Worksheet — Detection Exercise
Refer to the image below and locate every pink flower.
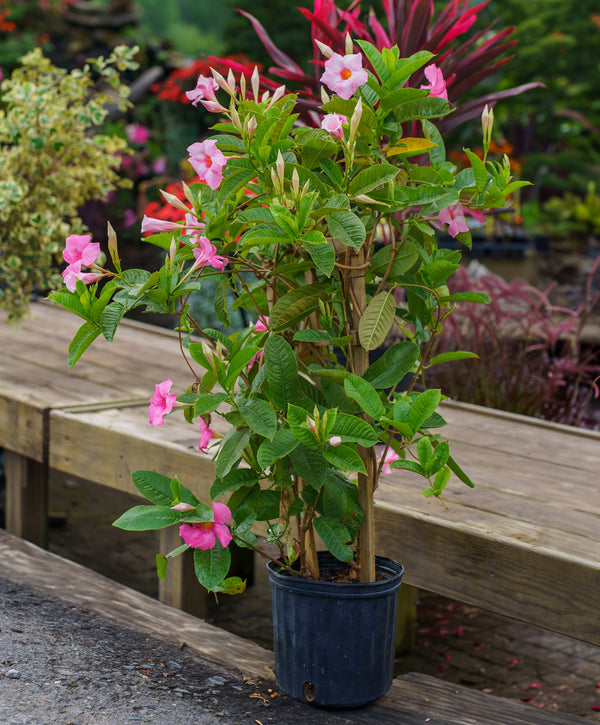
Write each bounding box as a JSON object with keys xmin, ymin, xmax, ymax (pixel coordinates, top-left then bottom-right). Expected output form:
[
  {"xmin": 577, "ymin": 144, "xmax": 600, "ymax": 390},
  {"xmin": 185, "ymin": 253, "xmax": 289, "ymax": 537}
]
[
  {"xmin": 125, "ymin": 123, "xmax": 151, "ymax": 145},
  {"xmin": 123, "ymin": 209, "xmax": 137, "ymax": 228},
  {"xmin": 152, "ymin": 156, "xmax": 167, "ymax": 175},
  {"xmin": 381, "ymin": 449, "xmax": 400, "ymax": 474},
  {"xmin": 420, "ymin": 64, "xmax": 448, "ymax": 100},
  {"xmin": 184, "ymin": 212, "xmax": 205, "ymax": 239},
  {"xmin": 247, "ymin": 350, "xmax": 263, "ymax": 371},
  {"xmin": 321, "ymin": 113, "xmax": 347, "ymax": 139},
  {"xmin": 328, "ymin": 435, "xmax": 342, "ymax": 447},
  {"xmin": 187, "ymin": 139, "xmax": 227, "ymax": 190},
  {"xmin": 254, "ymin": 316, "xmax": 269, "ymax": 332},
  {"xmin": 438, "ymin": 204, "xmax": 469, "ymax": 237},
  {"xmin": 320, "ymin": 53, "xmax": 368, "ymax": 100},
  {"xmin": 148, "ymin": 379, "xmax": 177, "ymax": 426},
  {"xmin": 198, "ymin": 417, "xmax": 216, "ymax": 453},
  {"xmin": 141, "ymin": 215, "xmax": 184, "ymax": 235},
  {"xmin": 63, "ymin": 234, "xmax": 100, "ymax": 267},
  {"xmin": 62, "ymin": 262, "xmax": 104, "ymax": 292},
  {"xmin": 192, "ymin": 236, "xmax": 227, "ymax": 271},
  {"xmin": 179, "ymin": 502, "xmax": 232, "ymax": 550},
  {"xmin": 186, "ymin": 74, "xmax": 227, "ymax": 113},
  {"xmin": 248, "ymin": 316, "xmax": 269, "ymax": 370}
]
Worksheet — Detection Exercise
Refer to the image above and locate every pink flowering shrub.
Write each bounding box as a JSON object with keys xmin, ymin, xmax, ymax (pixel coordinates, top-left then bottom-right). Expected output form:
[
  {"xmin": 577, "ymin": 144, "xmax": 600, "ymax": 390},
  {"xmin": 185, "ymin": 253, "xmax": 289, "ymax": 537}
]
[{"xmin": 52, "ymin": 38, "xmax": 527, "ymax": 592}]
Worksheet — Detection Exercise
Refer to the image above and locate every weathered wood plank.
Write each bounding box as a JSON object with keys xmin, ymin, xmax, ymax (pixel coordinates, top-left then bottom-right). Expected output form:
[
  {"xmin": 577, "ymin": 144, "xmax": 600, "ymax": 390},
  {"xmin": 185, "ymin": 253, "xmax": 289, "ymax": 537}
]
[
  {"xmin": 440, "ymin": 401, "xmax": 600, "ymax": 471},
  {"xmin": 374, "ymin": 503, "xmax": 600, "ymax": 645},
  {"xmin": 0, "ymin": 530, "xmax": 275, "ymax": 682},
  {"xmin": 3, "ymin": 451, "xmax": 48, "ymax": 546},
  {"xmin": 0, "ymin": 394, "xmax": 45, "ymax": 460},
  {"xmin": 359, "ymin": 672, "xmax": 587, "ymax": 725},
  {"xmin": 49, "ymin": 405, "xmax": 215, "ymax": 498}
]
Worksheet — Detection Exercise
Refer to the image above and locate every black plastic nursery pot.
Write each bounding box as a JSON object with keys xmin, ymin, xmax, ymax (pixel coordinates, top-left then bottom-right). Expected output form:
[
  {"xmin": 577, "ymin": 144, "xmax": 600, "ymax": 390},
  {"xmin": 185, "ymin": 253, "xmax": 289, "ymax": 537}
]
[{"xmin": 267, "ymin": 552, "xmax": 404, "ymax": 707}]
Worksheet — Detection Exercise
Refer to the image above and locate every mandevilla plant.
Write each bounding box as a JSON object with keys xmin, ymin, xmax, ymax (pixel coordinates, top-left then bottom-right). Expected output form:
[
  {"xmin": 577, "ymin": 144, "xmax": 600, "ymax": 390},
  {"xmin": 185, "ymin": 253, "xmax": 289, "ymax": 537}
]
[{"xmin": 51, "ymin": 37, "xmax": 528, "ymax": 593}]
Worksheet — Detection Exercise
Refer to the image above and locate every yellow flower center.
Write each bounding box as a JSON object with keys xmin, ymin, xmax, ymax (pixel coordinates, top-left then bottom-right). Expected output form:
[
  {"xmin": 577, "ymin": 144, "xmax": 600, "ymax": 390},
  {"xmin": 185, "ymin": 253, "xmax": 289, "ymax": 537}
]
[{"xmin": 341, "ymin": 68, "xmax": 352, "ymax": 80}]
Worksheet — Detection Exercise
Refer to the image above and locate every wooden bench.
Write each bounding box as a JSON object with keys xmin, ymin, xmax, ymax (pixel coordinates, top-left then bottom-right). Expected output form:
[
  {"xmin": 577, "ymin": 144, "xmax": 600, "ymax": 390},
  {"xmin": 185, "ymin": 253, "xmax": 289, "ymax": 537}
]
[
  {"xmin": 0, "ymin": 529, "xmax": 588, "ymax": 725},
  {"xmin": 2, "ymin": 301, "xmax": 600, "ymax": 646}
]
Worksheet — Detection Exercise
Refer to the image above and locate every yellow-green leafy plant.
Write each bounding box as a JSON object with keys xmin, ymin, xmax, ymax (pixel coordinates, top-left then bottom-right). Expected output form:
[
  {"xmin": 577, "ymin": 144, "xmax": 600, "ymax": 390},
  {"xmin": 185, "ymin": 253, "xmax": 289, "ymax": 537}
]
[{"xmin": 0, "ymin": 44, "xmax": 138, "ymax": 323}]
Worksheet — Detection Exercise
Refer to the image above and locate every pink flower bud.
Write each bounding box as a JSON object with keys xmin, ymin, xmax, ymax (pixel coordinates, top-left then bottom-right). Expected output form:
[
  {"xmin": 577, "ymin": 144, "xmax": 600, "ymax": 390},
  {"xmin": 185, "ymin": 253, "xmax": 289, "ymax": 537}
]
[{"xmin": 171, "ymin": 502, "xmax": 195, "ymax": 512}]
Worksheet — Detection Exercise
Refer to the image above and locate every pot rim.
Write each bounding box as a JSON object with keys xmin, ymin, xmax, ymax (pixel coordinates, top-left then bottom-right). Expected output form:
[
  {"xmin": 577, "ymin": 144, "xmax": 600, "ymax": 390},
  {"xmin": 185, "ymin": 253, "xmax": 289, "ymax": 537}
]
[{"xmin": 267, "ymin": 552, "xmax": 404, "ymax": 599}]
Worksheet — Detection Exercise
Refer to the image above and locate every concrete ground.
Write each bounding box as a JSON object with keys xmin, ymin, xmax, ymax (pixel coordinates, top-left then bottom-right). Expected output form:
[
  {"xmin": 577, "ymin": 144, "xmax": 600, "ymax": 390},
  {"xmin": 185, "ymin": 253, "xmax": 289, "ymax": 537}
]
[{"xmin": 13, "ymin": 472, "xmax": 600, "ymax": 722}]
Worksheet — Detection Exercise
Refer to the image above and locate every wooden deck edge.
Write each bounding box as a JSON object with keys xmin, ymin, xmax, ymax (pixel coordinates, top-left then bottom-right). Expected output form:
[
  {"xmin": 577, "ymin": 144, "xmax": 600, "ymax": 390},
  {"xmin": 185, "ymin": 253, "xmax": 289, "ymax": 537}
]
[
  {"xmin": 441, "ymin": 398, "xmax": 600, "ymax": 440},
  {"xmin": 0, "ymin": 530, "xmax": 275, "ymax": 683}
]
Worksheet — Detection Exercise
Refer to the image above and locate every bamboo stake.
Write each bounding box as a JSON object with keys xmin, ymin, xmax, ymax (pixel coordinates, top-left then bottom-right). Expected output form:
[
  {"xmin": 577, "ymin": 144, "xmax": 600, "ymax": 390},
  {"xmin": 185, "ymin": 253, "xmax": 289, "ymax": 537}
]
[{"xmin": 349, "ymin": 245, "xmax": 376, "ymax": 583}]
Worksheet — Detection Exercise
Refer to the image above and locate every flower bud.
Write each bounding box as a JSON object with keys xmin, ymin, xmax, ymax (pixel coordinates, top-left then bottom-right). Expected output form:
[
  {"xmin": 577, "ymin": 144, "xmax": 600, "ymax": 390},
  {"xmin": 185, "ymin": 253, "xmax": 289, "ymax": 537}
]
[
  {"xmin": 160, "ymin": 189, "xmax": 191, "ymax": 214},
  {"xmin": 251, "ymin": 65, "xmax": 260, "ymax": 101},
  {"xmin": 171, "ymin": 502, "xmax": 195, "ymax": 512},
  {"xmin": 344, "ymin": 31, "xmax": 353, "ymax": 56},
  {"xmin": 305, "ymin": 415, "xmax": 318, "ymax": 435},
  {"xmin": 349, "ymin": 96, "xmax": 363, "ymax": 143},
  {"xmin": 315, "ymin": 39, "xmax": 334, "ymax": 59},
  {"xmin": 328, "ymin": 435, "xmax": 342, "ymax": 447}
]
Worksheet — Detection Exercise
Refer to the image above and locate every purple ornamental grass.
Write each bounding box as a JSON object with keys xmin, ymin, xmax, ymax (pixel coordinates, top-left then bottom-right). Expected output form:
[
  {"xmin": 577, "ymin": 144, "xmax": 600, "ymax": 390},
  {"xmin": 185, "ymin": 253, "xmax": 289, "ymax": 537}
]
[{"xmin": 427, "ymin": 261, "xmax": 600, "ymax": 429}]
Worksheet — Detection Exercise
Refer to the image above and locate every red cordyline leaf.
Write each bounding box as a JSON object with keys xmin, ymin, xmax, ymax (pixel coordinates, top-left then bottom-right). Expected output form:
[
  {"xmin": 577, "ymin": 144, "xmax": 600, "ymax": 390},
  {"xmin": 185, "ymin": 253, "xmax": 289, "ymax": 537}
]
[
  {"xmin": 400, "ymin": 0, "xmax": 434, "ymax": 57},
  {"xmin": 209, "ymin": 0, "xmax": 541, "ymax": 130}
]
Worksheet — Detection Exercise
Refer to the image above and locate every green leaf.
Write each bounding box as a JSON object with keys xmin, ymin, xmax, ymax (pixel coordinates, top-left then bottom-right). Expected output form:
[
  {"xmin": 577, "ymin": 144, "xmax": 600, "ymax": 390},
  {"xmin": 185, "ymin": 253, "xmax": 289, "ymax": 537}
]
[
  {"xmin": 408, "ymin": 389, "xmax": 442, "ymax": 433},
  {"xmin": 194, "ymin": 543, "xmax": 231, "ymax": 591},
  {"xmin": 322, "ymin": 474, "xmax": 363, "ymax": 537},
  {"xmin": 358, "ymin": 291, "xmax": 396, "ymax": 351},
  {"xmin": 328, "ymin": 412, "xmax": 378, "ymax": 446},
  {"xmin": 264, "ymin": 335, "xmax": 299, "ymax": 409},
  {"xmin": 239, "ymin": 398, "xmax": 278, "ymax": 440},
  {"xmin": 213, "ymin": 576, "xmax": 247, "ymax": 595},
  {"xmin": 343, "ymin": 375, "xmax": 384, "ymax": 419},
  {"xmin": 293, "ymin": 329, "xmax": 332, "ymax": 343},
  {"xmin": 463, "ymin": 148, "xmax": 488, "ymax": 191},
  {"xmin": 287, "ymin": 403, "xmax": 319, "ymax": 449},
  {"xmin": 371, "ymin": 241, "xmax": 419, "ymax": 278},
  {"xmin": 210, "ymin": 469, "xmax": 260, "ymax": 498},
  {"xmin": 131, "ymin": 470, "xmax": 187, "ymax": 506},
  {"xmin": 214, "ymin": 279, "xmax": 230, "ymax": 328},
  {"xmin": 390, "ymin": 459, "xmax": 425, "ymax": 475},
  {"xmin": 240, "ymin": 224, "xmax": 288, "ymax": 247},
  {"xmin": 439, "ymin": 292, "xmax": 490, "ymax": 304},
  {"xmin": 355, "ymin": 39, "xmax": 389, "ymax": 81},
  {"xmin": 289, "ymin": 444, "xmax": 328, "ymax": 488},
  {"xmin": 215, "ymin": 428, "xmax": 251, "ymax": 478},
  {"xmin": 225, "ymin": 346, "xmax": 261, "ymax": 388},
  {"xmin": 48, "ymin": 290, "xmax": 90, "ymax": 322},
  {"xmin": 307, "ymin": 241, "xmax": 335, "ymax": 277},
  {"xmin": 257, "ymin": 427, "xmax": 299, "ymax": 469},
  {"xmin": 416, "ymin": 436, "xmax": 434, "ymax": 473},
  {"xmin": 313, "ymin": 517, "xmax": 353, "ymax": 562},
  {"xmin": 100, "ymin": 302, "xmax": 126, "ymax": 342},
  {"xmin": 429, "ymin": 351, "xmax": 478, "ymax": 366},
  {"xmin": 113, "ymin": 505, "xmax": 180, "ymax": 531},
  {"xmin": 326, "ymin": 210, "xmax": 366, "ymax": 250},
  {"xmin": 433, "ymin": 467, "xmax": 451, "ymax": 495},
  {"xmin": 191, "ymin": 392, "xmax": 229, "ymax": 416},
  {"xmin": 269, "ymin": 283, "xmax": 329, "ymax": 331},
  {"xmin": 348, "ymin": 164, "xmax": 398, "ymax": 197},
  {"xmin": 363, "ymin": 341, "xmax": 419, "ymax": 389},
  {"xmin": 447, "ymin": 453, "xmax": 475, "ymax": 488},
  {"xmin": 156, "ymin": 553, "xmax": 168, "ymax": 582},
  {"xmin": 67, "ymin": 321, "xmax": 101, "ymax": 368},
  {"xmin": 324, "ymin": 444, "xmax": 366, "ymax": 474}
]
